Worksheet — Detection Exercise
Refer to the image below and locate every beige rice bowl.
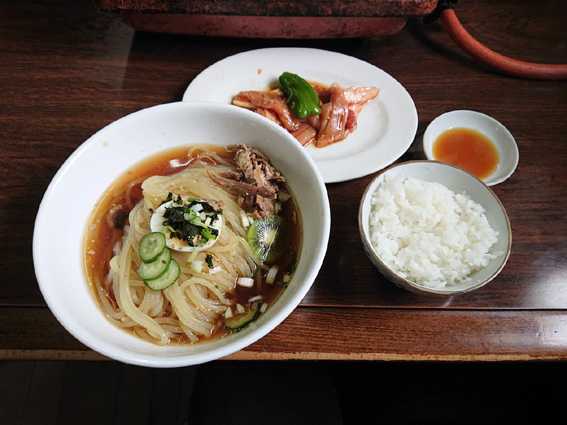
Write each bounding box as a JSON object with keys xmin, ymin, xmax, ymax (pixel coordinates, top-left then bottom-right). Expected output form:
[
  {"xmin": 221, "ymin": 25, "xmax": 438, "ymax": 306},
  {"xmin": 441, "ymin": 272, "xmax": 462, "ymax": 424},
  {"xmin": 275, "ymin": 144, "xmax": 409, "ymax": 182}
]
[{"xmin": 368, "ymin": 176, "xmax": 501, "ymax": 290}]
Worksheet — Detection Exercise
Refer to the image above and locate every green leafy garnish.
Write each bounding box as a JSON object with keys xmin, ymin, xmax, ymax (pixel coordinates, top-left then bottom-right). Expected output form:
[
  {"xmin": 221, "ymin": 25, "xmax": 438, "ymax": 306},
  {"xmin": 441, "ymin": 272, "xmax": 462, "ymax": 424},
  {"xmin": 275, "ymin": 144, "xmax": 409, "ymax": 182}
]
[{"xmin": 162, "ymin": 198, "xmax": 221, "ymax": 247}]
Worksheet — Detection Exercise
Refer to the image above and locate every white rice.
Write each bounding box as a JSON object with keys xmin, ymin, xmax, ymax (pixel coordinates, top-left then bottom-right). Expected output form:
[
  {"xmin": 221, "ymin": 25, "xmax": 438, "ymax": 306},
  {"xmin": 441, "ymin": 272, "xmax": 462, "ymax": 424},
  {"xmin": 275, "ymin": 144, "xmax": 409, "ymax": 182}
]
[{"xmin": 369, "ymin": 176, "xmax": 499, "ymax": 289}]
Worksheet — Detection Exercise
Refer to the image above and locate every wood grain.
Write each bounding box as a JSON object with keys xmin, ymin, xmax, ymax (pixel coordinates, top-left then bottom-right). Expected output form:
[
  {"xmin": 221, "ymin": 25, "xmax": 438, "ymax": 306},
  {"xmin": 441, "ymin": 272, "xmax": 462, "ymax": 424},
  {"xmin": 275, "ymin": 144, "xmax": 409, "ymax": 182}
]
[
  {"xmin": 2, "ymin": 307, "xmax": 567, "ymax": 361},
  {"xmin": 1, "ymin": 0, "xmax": 567, "ymax": 359}
]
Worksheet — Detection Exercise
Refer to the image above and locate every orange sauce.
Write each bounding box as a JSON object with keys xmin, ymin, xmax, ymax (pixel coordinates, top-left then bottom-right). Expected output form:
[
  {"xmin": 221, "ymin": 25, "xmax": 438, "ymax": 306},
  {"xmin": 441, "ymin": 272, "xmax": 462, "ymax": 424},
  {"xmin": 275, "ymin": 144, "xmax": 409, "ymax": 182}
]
[{"xmin": 433, "ymin": 128, "xmax": 499, "ymax": 180}]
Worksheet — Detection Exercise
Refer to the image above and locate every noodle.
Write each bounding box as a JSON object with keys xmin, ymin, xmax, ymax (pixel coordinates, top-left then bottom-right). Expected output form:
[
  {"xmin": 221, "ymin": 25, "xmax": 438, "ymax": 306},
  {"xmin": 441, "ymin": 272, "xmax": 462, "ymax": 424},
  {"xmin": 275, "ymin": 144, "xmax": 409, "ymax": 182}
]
[
  {"xmin": 85, "ymin": 146, "xmax": 299, "ymax": 345},
  {"xmin": 164, "ymin": 284, "xmax": 214, "ymax": 336},
  {"xmin": 105, "ymin": 163, "xmax": 257, "ymax": 343},
  {"xmin": 139, "ymin": 287, "xmax": 164, "ymax": 317},
  {"xmin": 115, "ymin": 209, "xmax": 171, "ymax": 344}
]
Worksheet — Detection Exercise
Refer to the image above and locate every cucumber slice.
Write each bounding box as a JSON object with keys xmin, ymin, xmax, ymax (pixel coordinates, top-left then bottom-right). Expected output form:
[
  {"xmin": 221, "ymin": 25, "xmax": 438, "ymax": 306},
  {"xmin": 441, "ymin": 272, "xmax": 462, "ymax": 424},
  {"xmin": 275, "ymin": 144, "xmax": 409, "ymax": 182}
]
[
  {"xmin": 144, "ymin": 259, "xmax": 180, "ymax": 291},
  {"xmin": 225, "ymin": 303, "xmax": 260, "ymax": 331},
  {"xmin": 138, "ymin": 248, "xmax": 171, "ymax": 280},
  {"xmin": 139, "ymin": 232, "xmax": 166, "ymax": 263}
]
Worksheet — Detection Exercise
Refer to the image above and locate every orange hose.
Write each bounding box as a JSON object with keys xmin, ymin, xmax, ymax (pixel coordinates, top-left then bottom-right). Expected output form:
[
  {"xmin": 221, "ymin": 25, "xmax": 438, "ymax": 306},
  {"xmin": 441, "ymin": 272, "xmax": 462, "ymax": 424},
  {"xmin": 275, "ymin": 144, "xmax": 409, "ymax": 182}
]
[{"xmin": 440, "ymin": 8, "xmax": 567, "ymax": 80}]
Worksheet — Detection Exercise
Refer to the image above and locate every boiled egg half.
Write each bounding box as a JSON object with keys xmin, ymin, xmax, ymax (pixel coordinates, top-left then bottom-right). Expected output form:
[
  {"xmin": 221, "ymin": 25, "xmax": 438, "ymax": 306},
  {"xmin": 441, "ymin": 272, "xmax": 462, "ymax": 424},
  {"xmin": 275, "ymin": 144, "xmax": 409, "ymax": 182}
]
[{"xmin": 150, "ymin": 196, "xmax": 223, "ymax": 252}]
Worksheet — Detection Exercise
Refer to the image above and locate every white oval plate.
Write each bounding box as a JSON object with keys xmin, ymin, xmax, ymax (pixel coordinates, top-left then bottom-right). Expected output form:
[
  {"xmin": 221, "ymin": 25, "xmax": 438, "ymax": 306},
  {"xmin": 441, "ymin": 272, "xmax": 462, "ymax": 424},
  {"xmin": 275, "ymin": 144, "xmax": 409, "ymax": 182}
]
[{"xmin": 183, "ymin": 47, "xmax": 418, "ymax": 183}]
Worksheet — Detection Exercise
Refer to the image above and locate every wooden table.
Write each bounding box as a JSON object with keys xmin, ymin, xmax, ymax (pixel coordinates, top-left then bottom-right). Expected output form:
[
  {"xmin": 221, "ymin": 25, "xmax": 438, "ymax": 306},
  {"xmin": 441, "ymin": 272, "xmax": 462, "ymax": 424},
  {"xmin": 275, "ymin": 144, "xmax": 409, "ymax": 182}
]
[{"xmin": 2, "ymin": 0, "xmax": 567, "ymax": 361}]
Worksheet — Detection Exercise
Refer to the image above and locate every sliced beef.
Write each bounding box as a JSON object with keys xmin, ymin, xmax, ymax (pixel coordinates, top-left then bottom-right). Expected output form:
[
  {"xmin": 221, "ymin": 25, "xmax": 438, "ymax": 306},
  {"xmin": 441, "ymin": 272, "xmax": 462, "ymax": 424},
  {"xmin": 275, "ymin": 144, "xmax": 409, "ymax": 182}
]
[{"xmin": 213, "ymin": 145, "xmax": 285, "ymax": 218}]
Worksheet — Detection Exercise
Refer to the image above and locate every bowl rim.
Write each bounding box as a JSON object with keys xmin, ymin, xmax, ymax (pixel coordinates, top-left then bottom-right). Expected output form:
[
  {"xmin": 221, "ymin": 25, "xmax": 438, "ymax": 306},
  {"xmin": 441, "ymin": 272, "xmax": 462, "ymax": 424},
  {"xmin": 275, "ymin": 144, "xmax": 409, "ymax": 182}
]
[
  {"xmin": 358, "ymin": 159, "xmax": 512, "ymax": 296},
  {"xmin": 33, "ymin": 101, "xmax": 331, "ymax": 367},
  {"xmin": 422, "ymin": 109, "xmax": 519, "ymax": 186}
]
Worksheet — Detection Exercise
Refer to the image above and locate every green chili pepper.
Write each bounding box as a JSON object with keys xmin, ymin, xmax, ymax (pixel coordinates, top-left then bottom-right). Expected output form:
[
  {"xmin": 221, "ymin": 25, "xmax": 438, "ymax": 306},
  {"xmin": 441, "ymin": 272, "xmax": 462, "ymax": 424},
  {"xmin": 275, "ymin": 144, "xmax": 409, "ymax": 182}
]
[{"xmin": 278, "ymin": 72, "xmax": 321, "ymax": 119}]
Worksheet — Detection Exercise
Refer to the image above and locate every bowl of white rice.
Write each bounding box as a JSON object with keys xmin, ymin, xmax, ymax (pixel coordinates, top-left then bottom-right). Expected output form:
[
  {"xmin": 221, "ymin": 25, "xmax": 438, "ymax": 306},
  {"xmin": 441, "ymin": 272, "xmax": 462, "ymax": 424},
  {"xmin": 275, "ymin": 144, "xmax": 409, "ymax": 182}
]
[{"xmin": 358, "ymin": 161, "xmax": 511, "ymax": 295}]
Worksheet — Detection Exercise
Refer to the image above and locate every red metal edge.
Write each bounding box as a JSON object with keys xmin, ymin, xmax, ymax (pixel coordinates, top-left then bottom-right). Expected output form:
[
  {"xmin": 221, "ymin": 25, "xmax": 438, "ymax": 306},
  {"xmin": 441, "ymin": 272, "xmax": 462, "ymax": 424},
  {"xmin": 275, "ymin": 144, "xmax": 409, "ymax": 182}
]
[{"xmin": 122, "ymin": 14, "xmax": 407, "ymax": 38}]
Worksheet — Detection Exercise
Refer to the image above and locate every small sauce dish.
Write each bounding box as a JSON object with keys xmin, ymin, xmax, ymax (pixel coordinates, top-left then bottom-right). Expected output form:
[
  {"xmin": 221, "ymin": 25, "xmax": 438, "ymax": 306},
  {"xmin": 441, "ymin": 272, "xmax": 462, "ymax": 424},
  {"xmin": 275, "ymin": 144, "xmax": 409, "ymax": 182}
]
[{"xmin": 423, "ymin": 110, "xmax": 519, "ymax": 186}]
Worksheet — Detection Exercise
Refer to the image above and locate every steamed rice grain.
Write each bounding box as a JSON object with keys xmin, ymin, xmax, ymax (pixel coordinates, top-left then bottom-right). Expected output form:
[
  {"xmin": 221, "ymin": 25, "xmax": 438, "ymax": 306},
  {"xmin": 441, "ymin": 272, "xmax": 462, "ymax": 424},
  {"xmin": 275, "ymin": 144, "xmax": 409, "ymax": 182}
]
[{"xmin": 369, "ymin": 177, "xmax": 499, "ymax": 288}]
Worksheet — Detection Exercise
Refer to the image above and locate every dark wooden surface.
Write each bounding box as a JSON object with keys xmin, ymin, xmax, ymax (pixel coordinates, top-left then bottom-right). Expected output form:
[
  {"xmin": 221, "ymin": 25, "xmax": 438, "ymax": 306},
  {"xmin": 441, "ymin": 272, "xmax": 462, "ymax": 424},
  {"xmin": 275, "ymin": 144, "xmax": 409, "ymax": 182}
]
[
  {"xmin": 2, "ymin": 307, "xmax": 567, "ymax": 361},
  {"xmin": 1, "ymin": 0, "xmax": 567, "ymax": 360}
]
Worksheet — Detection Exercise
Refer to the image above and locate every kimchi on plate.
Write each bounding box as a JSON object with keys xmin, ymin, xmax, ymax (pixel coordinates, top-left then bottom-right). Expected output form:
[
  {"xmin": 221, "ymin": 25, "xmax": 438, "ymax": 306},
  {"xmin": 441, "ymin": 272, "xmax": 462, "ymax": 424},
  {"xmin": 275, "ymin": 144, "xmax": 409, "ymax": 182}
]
[{"xmin": 232, "ymin": 72, "xmax": 379, "ymax": 149}]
